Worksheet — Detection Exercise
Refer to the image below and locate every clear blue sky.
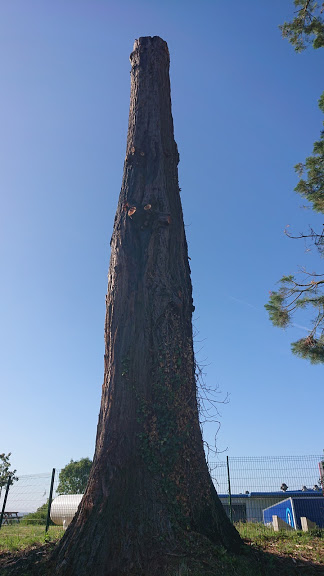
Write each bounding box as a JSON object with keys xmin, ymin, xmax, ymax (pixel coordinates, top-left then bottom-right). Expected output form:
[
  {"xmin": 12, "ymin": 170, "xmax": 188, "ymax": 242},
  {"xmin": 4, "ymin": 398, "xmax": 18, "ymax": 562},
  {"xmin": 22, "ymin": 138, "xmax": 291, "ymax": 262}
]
[{"xmin": 1, "ymin": 0, "xmax": 323, "ymax": 475}]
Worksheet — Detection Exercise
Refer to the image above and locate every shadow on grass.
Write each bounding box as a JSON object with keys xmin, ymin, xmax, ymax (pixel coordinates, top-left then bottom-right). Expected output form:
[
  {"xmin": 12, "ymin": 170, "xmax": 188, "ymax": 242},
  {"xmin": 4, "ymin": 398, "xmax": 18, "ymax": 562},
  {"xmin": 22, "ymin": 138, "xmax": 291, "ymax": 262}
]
[
  {"xmin": 238, "ymin": 542, "xmax": 323, "ymax": 576},
  {"xmin": 0, "ymin": 540, "xmax": 322, "ymax": 575}
]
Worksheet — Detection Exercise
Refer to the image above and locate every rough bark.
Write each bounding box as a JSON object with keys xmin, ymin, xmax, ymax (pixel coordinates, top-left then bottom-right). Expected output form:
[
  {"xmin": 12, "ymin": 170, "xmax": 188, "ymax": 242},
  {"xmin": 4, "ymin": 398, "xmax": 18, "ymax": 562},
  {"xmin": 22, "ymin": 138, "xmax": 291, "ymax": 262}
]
[{"xmin": 53, "ymin": 36, "xmax": 241, "ymax": 576}]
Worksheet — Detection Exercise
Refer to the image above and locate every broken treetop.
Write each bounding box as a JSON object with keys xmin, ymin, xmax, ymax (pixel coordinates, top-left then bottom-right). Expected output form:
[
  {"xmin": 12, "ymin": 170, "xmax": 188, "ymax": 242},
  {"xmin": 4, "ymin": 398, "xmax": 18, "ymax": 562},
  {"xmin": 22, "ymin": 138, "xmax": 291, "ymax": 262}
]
[{"xmin": 119, "ymin": 36, "xmax": 180, "ymax": 223}]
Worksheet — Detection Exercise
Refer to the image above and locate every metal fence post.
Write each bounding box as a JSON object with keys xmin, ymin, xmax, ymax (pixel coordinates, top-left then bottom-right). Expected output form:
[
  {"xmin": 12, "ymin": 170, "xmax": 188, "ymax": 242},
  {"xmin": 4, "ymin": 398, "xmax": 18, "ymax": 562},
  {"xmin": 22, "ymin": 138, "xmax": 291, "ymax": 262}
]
[
  {"xmin": 226, "ymin": 456, "xmax": 233, "ymax": 523},
  {"xmin": 45, "ymin": 468, "xmax": 56, "ymax": 533},
  {"xmin": 0, "ymin": 476, "xmax": 12, "ymax": 530}
]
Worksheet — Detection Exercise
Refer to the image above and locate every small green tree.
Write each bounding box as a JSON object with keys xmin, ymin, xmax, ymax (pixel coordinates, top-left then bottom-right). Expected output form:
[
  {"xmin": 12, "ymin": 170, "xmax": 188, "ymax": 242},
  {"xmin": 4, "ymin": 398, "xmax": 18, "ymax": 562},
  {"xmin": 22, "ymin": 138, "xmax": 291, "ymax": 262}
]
[
  {"xmin": 265, "ymin": 1, "xmax": 324, "ymax": 363},
  {"xmin": 57, "ymin": 458, "xmax": 92, "ymax": 495},
  {"xmin": 0, "ymin": 453, "xmax": 18, "ymax": 498}
]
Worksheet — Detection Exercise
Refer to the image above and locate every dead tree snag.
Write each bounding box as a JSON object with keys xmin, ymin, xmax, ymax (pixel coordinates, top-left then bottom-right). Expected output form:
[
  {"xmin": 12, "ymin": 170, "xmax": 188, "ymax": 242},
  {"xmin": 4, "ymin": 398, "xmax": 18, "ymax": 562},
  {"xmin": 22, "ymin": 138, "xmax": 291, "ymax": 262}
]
[{"xmin": 54, "ymin": 36, "xmax": 241, "ymax": 576}]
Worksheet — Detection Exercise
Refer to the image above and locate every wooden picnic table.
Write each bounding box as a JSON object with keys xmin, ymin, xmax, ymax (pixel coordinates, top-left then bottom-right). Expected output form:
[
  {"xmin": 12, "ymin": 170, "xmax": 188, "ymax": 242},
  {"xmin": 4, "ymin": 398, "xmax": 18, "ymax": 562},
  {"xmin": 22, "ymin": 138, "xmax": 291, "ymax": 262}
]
[{"xmin": 1, "ymin": 512, "xmax": 21, "ymax": 524}]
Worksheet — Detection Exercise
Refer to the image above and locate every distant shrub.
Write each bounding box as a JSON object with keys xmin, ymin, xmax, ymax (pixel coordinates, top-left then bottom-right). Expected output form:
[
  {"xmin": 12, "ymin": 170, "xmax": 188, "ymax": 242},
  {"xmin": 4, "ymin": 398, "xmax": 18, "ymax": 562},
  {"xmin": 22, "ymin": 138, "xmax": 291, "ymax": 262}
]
[{"xmin": 21, "ymin": 501, "xmax": 53, "ymax": 526}]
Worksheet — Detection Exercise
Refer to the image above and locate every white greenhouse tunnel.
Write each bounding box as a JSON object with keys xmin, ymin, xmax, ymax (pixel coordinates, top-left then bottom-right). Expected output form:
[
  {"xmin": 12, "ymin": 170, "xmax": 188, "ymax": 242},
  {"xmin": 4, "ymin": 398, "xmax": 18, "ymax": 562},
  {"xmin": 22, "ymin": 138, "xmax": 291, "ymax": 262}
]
[{"xmin": 50, "ymin": 494, "xmax": 83, "ymax": 530}]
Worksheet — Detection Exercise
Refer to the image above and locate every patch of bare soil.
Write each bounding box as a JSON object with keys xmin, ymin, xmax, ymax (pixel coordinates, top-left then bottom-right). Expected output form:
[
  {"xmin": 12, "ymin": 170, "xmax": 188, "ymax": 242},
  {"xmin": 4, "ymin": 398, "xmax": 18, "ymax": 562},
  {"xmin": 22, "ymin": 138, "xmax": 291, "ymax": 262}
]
[
  {"xmin": 0, "ymin": 542, "xmax": 56, "ymax": 576},
  {"xmin": 0, "ymin": 539, "xmax": 323, "ymax": 576},
  {"xmin": 244, "ymin": 537, "xmax": 324, "ymax": 576}
]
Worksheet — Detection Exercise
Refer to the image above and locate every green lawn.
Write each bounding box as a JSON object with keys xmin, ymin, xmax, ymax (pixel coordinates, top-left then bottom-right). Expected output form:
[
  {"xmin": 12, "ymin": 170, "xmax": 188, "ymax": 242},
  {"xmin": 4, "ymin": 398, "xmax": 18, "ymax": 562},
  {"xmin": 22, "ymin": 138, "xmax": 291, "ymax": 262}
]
[
  {"xmin": 0, "ymin": 524, "xmax": 63, "ymax": 552},
  {"xmin": 237, "ymin": 522, "xmax": 324, "ymax": 566},
  {"xmin": 0, "ymin": 523, "xmax": 323, "ymax": 575}
]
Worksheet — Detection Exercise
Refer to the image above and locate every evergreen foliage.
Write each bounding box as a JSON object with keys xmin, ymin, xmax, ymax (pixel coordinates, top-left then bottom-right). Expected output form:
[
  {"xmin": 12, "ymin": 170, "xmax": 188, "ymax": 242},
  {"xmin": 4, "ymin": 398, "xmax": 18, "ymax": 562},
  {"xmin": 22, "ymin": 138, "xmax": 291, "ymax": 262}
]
[
  {"xmin": 294, "ymin": 93, "xmax": 324, "ymax": 213},
  {"xmin": 265, "ymin": 2, "xmax": 324, "ymax": 363},
  {"xmin": 265, "ymin": 290, "xmax": 289, "ymax": 328},
  {"xmin": 280, "ymin": 0, "xmax": 324, "ymax": 51},
  {"xmin": 291, "ymin": 334, "xmax": 324, "ymax": 362},
  {"xmin": 265, "ymin": 274, "xmax": 324, "ymax": 363}
]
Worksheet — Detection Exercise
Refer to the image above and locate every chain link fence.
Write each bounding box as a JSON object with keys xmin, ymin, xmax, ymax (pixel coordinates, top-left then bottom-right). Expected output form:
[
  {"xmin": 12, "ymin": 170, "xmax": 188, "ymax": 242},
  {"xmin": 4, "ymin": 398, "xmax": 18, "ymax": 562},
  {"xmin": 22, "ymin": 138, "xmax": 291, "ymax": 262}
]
[{"xmin": 0, "ymin": 455, "xmax": 323, "ymax": 546}]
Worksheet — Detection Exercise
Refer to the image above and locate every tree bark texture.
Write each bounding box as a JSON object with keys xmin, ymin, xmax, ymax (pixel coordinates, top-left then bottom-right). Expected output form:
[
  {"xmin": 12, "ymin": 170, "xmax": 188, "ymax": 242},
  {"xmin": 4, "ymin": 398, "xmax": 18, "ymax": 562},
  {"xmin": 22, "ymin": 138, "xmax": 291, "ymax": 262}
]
[{"xmin": 54, "ymin": 36, "xmax": 241, "ymax": 576}]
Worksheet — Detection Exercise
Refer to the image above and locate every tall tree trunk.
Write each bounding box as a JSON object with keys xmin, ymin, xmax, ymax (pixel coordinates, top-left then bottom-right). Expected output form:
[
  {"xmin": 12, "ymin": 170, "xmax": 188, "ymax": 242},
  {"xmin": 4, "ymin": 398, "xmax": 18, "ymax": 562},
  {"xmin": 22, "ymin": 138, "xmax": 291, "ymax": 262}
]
[{"xmin": 54, "ymin": 36, "xmax": 241, "ymax": 576}]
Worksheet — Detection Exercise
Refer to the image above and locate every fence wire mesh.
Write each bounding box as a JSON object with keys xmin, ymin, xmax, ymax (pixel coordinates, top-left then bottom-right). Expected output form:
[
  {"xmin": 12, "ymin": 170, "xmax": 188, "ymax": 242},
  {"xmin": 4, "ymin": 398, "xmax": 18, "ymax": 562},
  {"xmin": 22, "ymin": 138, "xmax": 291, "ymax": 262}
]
[
  {"xmin": 0, "ymin": 455, "xmax": 323, "ymax": 548},
  {"xmin": 0, "ymin": 470, "xmax": 62, "ymax": 540},
  {"xmin": 210, "ymin": 455, "xmax": 323, "ymax": 494},
  {"xmin": 210, "ymin": 455, "xmax": 324, "ymax": 537}
]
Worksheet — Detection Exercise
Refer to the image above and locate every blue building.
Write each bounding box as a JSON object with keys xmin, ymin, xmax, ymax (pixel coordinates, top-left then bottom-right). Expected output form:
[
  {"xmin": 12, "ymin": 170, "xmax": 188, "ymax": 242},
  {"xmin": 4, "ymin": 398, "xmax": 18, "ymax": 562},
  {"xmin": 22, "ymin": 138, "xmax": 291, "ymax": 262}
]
[{"xmin": 218, "ymin": 489, "xmax": 323, "ymax": 524}]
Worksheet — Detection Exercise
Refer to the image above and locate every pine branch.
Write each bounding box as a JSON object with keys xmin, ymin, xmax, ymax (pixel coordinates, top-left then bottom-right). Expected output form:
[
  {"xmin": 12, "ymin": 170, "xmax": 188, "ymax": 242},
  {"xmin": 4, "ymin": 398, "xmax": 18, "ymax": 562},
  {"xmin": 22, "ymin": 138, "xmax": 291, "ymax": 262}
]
[{"xmin": 279, "ymin": 0, "xmax": 324, "ymax": 51}]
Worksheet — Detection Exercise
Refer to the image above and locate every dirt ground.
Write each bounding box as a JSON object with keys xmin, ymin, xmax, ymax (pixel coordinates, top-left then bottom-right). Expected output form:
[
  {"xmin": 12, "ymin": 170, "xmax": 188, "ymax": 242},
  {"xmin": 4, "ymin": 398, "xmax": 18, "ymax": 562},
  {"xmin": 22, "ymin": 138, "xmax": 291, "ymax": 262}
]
[
  {"xmin": 0, "ymin": 537, "xmax": 323, "ymax": 576},
  {"xmin": 0, "ymin": 542, "xmax": 56, "ymax": 576}
]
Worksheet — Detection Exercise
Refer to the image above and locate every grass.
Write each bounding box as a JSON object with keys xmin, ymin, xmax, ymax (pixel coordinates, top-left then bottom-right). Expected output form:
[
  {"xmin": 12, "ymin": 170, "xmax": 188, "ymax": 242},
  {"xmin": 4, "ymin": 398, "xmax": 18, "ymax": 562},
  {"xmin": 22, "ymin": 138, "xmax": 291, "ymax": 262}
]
[
  {"xmin": 0, "ymin": 523, "xmax": 323, "ymax": 575},
  {"xmin": 0, "ymin": 524, "xmax": 63, "ymax": 552},
  {"xmin": 237, "ymin": 522, "xmax": 324, "ymax": 566}
]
